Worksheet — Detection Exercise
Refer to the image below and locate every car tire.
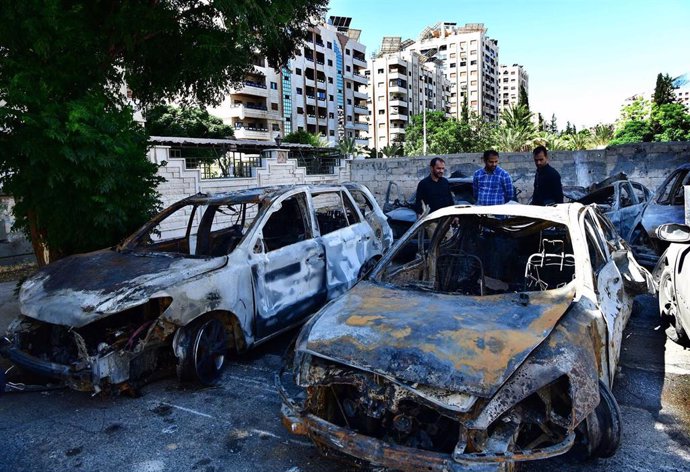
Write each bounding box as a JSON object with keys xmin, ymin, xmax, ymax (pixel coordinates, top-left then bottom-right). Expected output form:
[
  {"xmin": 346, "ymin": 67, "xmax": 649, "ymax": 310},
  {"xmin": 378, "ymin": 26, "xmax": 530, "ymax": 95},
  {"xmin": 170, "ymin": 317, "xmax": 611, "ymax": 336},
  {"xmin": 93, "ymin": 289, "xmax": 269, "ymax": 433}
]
[
  {"xmin": 583, "ymin": 380, "xmax": 622, "ymax": 459},
  {"xmin": 176, "ymin": 317, "xmax": 228, "ymax": 386},
  {"xmin": 659, "ymin": 261, "xmax": 689, "ymax": 346}
]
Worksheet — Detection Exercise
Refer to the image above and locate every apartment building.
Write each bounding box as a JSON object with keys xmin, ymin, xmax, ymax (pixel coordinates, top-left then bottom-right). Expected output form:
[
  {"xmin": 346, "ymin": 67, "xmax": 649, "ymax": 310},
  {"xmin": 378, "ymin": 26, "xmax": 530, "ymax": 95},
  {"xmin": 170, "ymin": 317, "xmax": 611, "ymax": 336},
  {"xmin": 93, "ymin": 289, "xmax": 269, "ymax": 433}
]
[
  {"xmin": 210, "ymin": 16, "xmax": 368, "ymax": 145},
  {"xmin": 498, "ymin": 64, "xmax": 529, "ymax": 114},
  {"xmin": 406, "ymin": 22, "xmax": 499, "ymax": 121},
  {"xmin": 675, "ymin": 85, "xmax": 690, "ymax": 109},
  {"xmin": 368, "ymin": 37, "xmax": 448, "ymax": 149}
]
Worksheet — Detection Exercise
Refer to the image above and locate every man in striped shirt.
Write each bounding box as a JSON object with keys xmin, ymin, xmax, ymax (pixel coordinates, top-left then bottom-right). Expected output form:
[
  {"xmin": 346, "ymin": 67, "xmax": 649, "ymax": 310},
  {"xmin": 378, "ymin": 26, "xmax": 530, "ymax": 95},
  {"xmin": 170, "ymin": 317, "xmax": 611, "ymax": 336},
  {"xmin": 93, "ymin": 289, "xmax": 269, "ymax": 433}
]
[{"xmin": 472, "ymin": 150, "xmax": 515, "ymax": 205}]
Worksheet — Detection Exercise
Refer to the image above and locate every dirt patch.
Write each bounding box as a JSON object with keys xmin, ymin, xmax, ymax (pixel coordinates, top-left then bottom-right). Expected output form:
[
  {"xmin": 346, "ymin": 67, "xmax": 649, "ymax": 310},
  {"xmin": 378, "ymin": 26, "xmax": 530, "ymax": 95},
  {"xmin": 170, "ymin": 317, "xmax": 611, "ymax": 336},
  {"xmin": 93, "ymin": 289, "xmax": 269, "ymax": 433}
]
[{"xmin": 0, "ymin": 262, "xmax": 37, "ymax": 283}]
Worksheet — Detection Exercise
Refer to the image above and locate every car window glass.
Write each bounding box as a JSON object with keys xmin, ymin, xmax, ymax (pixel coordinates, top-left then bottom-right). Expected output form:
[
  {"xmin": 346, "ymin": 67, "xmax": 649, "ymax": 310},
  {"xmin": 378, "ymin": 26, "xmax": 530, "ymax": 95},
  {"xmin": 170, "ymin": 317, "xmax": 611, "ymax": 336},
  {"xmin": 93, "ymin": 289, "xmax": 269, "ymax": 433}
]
[
  {"xmin": 342, "ymin": 191, "xmax": 362, "ymax": 225},
  {"xmin": 631, "ymin": 182, "xmax": 648, "ymax": 203},
  {"xmin": 261, "ymin": 194, "xmax": 309, "ymax": 252},
  {"xmin": 348, "ymin": 189, "xmax": 374, "ymax": 217},
  {"xmin": 619, "ymin": 183, "xmax": 634, "ymax": 208},
  {"xmin": 671, "ymin": 171, "xmax": 690, "ymax": 206},
  {"xmin": 313, "ymin": 192, "xmax": 351, "ymax": 235}
]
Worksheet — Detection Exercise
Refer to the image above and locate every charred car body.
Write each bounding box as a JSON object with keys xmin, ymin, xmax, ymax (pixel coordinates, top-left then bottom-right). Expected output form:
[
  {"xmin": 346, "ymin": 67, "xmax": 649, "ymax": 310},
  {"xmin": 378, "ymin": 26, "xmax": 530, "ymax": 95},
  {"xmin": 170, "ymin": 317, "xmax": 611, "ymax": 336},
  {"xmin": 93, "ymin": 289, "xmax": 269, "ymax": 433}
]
[
  {"xmin": 629, "ymin": 164, "xmax": 690, "ymax": 265},
  {"xmin": 279, "ymin": 203, "xmax": 653, "ymax": 471},
  {"xmin": 654, "ymin": 221, "xmax": 690, "ymax": 347},
  {"xmin": 1, "ymin": 184, "xmax": 392, "ymax": 394}
]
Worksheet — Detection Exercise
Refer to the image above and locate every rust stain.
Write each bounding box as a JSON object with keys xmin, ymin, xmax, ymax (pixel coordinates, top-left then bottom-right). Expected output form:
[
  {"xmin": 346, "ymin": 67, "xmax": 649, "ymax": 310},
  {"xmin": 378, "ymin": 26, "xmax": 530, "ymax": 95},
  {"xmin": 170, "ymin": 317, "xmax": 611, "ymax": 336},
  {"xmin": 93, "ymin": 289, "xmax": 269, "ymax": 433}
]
[{"xmin": 346, "ymin": 315, "xmax": 385, "ymax": 326}]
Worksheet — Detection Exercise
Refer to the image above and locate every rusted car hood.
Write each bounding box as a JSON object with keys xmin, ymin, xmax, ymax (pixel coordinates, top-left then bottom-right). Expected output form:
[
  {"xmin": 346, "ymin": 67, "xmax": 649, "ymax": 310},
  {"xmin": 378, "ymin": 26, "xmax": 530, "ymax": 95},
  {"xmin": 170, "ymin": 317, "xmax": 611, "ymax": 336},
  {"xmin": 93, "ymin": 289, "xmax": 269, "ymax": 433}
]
[
  {"xmin": 302, "ymin": 281, "xmax": 575, "ymax": 397},
  {"xmin": 19, "ymin": 249, "xmax": 226, "ymax": 327}
]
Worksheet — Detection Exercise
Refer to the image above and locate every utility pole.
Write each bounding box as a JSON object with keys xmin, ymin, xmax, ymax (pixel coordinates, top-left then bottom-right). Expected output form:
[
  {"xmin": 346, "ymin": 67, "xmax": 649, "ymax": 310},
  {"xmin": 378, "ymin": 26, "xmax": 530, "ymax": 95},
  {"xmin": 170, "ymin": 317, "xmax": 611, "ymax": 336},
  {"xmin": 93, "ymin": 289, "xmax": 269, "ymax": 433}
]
[{"xmin": 422, "ymin": 85, "xmax": 427, "ymax": 156}]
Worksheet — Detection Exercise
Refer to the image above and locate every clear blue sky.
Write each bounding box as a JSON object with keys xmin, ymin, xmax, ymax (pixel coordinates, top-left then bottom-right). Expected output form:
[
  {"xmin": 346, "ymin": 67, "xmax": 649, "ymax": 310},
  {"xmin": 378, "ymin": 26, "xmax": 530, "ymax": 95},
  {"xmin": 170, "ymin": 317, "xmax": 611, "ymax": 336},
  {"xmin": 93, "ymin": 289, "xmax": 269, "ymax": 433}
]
[{"xmin": 327, "ymin": 0, "xmax": 690, "ymax": 129}]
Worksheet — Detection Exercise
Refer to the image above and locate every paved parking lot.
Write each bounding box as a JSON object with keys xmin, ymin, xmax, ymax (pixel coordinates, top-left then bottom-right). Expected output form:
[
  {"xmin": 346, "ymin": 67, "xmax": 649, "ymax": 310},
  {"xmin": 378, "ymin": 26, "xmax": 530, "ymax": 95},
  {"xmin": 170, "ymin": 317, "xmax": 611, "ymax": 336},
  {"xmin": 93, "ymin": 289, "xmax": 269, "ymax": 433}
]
[{"xmin": 1, "ymin": 282, "xmax": 689, "ymax": 472}]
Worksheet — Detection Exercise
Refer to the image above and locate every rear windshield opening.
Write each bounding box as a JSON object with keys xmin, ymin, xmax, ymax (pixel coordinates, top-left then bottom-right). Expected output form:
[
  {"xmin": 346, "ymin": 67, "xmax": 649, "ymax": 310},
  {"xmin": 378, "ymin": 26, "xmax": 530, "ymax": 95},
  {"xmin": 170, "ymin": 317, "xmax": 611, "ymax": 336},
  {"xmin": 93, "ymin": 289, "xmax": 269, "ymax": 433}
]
[{"xmin": 378, "ymin": 214, "xmax": 574, "ymax": 296}]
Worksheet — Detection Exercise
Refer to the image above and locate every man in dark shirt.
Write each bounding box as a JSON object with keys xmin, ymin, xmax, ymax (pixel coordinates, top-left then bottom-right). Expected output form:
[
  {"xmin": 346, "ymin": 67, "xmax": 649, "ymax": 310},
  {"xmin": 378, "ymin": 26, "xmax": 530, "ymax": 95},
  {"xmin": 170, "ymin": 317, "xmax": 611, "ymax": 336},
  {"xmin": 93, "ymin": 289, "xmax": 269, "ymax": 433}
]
[
  {"xmin": 531, "ymin": 146, "xmax": 563, "ymax": 206},
  {"xmin": 414, "ymin": 157, "xmax": 454, "ymax": 217}
]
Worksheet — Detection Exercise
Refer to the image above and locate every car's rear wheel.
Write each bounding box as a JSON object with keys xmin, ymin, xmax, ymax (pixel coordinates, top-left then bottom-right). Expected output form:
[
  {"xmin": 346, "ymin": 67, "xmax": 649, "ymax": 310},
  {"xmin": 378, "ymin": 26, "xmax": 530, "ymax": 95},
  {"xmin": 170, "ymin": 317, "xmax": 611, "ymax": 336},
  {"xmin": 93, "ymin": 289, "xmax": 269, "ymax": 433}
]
[
  {"xmin": 177, "ymin": 317, "xmax": 228, "ymax": 385},
  {"xmin": 659, "ymin": 262, "xmax": 689, "ymax": 346},
  {"xmin": 582, "ymin": 380, "xmax": 622, "ymax": 459}
]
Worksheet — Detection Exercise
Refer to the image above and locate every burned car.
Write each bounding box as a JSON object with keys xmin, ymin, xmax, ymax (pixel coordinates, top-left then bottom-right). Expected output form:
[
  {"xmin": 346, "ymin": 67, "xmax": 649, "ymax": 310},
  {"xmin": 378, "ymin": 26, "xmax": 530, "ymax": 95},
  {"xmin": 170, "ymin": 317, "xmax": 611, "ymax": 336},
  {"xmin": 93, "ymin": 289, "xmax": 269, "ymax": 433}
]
[
  {"xmin": 1, "ymin": 184, "xmax": 392, "ymax": 394},
  {"xmin": 654, "ymin": 222, "xmax": 690, "ymax": 347},
  {"xmin": 279, "ymin": 203, "xmax": 653, "ymax": 471},
  {"xmin": 563, "ymin": 173, "xmax": 652, "ymax": 243},
  {"xmin": 384, "ymin": 177, "xmax": 475, "ymax": 240},
  {"xmin": 629, "ymin": 163, "xmax": 690, "ymax": 265}
]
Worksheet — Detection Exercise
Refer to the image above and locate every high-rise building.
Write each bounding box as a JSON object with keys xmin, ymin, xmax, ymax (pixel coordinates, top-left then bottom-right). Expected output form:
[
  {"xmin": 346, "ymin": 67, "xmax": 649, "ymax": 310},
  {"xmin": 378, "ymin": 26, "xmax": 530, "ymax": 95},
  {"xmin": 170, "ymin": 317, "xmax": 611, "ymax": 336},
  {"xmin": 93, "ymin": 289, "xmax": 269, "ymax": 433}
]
[
  {"xmin": 368, "ymin": 37, "xmax": 448, "ymax": 150},
  {"xmin": 498, "ymin": 64, "xmax": 529, "ymax": 114},
  {"xmin": 406, "ymin": 22, "xmax": 499, "ymax": 121},
  {"xmin": 210, "ymin": 16, "xmax": 369, "ymax": 145}
]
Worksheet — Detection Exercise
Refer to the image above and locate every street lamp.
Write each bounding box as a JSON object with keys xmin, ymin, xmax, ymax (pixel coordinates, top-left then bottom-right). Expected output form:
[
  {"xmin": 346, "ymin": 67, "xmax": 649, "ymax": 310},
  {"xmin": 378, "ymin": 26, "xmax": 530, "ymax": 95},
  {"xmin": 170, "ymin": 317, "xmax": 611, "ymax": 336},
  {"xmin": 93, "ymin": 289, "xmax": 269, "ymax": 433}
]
[{"xmin": 274, "ymin": 133, "xmax": 282, "ymax": 148}]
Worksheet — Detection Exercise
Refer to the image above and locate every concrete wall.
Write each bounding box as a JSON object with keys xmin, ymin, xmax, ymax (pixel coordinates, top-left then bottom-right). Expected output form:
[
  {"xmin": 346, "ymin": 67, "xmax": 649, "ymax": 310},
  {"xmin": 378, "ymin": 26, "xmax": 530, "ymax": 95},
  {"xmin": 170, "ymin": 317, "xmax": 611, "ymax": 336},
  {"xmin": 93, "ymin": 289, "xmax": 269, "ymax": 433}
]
[{"xmin": 349, "ymin": 142, "xmax": 690, "ymax": 205}]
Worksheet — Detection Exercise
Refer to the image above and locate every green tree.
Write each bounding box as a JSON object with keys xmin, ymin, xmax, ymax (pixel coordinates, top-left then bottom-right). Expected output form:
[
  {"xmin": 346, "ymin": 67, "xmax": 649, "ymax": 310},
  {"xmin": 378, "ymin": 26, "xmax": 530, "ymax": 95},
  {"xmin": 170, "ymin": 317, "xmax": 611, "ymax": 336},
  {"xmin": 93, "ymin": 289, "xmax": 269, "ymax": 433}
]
[
  {"xmin": 492, "ymin": 104, "xmax": 536, "ymax": 151},
  {"xmin": 283, "ymin": 129, "xmax": 320, "ymax": 146},
  {"xmin": 337, "ymin": 137, "xmax": 365, "ymax": 158},
  {"xmin": 650, "ymin": 103, "xmax": 690, "ymax": 141},
  {"xmin": 518, "ymin": 85, "xmax": 529, "ymax": 111},
  {"xmin": 609, "ymin": 97, "xmax": 653, "ymax": 145},
  {"xmin": 404, "ymin": 111, "xmax": 493, "ymax": 155},
  {"xmin": 0, "ymin": 0, "xmax": 327, "ymax": 265},
  {"xmin": 652, "ymin": 73, "xmax": 677, "ymax": 106},
  {"xmin": 145, "ymin": 105, "xmax": 233, "ymax": 138},
  {"xmin": 550, "ymin": 114, "xmax": 558, "ymax": 133},
  {"xmin": 380, "ymin": 144, "xmax": 404, "ymax": 158},
  {"xmin": 567, "ymin": 130, "xmax": 592, "ymax": 150},
  {"xmin": 590, "ymin": 123, "xmax": 615, "ymax": 148}
]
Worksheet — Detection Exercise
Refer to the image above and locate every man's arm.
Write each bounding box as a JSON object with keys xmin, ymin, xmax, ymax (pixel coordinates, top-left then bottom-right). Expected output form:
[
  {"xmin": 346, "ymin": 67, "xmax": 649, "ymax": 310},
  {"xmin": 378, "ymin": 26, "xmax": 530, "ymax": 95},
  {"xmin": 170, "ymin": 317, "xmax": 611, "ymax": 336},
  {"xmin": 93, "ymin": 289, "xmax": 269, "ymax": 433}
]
[
  {"xmin": 504, "ymin": 173, "xmax": 515, "ymax": 202},
  {"xmin": 554, "ymin": 170, "xmax": 564, "ymax": 204},
  {"xmin": 414, "ymin": 180, "xmax": 425, "ymax": 216},
  {"xmin": 472, "ymin": 173, "xmax": 479, "ymax": 201}
]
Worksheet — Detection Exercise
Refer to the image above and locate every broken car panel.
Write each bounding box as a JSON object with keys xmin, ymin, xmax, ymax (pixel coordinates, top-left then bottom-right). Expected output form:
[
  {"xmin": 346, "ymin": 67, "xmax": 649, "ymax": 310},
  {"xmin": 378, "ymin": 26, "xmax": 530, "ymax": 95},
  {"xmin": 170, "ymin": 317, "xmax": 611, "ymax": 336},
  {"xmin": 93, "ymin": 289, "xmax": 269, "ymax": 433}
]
[
  {"xmin": 279, "ymin": 203, "xmax": 653, "ymax": 471},
  {"xmin": 1, "ymin": 184, "xmax": 392, "ymax": 394}
]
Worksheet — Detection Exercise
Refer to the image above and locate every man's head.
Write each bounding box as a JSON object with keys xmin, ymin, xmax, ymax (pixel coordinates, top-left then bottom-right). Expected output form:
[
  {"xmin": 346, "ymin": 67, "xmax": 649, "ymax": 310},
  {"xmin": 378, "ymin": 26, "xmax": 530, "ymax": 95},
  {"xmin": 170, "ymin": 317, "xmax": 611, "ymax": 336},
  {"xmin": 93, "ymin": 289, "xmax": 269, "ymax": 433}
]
[
  {"xmin": 429, "ymin": 157, "xmax": 446, "ymax": 181},
  {"xmin": 533, "ymin": 145, "xmax": 549, "ymax": 169},
  {"xmin": 482, "ymin": 150, "xmax": 499, "ymax": 173}
]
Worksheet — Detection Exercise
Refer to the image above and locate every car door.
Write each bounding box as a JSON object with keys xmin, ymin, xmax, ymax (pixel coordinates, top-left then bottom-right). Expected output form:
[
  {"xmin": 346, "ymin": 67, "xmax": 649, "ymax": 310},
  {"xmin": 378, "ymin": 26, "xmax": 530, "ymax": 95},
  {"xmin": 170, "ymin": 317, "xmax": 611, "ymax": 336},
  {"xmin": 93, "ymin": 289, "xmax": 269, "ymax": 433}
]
[
  {"xmin": 582, "ymin": 208, "xmax": 627, "ymax": 381},
  {"xmin": 312, "ymin": 190, "xmax": 371, "ymax": 298},
  {"xmin": 615, "ymin": 181, "xmax": 645, "ymax": 238},
  {"xmin": 249, "ymin": 191, "xmax": 327, "ymax": 339}
]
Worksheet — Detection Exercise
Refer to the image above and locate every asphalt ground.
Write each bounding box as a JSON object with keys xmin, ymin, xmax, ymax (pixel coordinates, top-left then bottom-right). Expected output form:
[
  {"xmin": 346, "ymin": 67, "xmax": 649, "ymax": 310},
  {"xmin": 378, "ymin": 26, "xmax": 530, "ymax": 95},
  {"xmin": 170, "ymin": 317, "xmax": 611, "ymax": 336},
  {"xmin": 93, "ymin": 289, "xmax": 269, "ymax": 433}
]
[{"xmin": 1, "ymin": 283, "xmax": 689, "ymax": 472}]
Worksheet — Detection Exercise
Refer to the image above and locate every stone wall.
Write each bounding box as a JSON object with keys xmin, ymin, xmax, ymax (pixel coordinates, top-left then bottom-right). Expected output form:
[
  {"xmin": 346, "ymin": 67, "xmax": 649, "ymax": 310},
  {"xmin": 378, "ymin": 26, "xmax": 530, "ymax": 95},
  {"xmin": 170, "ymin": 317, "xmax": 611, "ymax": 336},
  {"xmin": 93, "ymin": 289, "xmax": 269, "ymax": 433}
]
[{"xmin": 349, "ymin": 142, "xmax": 690, "ymax": 205}]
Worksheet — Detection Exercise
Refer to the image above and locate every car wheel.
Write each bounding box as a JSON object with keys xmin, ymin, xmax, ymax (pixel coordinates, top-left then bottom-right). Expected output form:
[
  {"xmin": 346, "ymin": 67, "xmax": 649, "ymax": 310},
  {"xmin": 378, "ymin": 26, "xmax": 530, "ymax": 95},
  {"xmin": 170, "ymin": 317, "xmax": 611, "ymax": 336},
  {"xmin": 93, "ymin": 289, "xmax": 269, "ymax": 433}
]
[
  {"xmin": 583, "ymin": 380, "xmax": 622, "ymax": 459},
  {"xmin": 177, "ymin": 317, "xmax": 228, "ymax": 385},
  {"xmin": 659, "ymin": 262, "xmax": 689, "ymax": 346}
]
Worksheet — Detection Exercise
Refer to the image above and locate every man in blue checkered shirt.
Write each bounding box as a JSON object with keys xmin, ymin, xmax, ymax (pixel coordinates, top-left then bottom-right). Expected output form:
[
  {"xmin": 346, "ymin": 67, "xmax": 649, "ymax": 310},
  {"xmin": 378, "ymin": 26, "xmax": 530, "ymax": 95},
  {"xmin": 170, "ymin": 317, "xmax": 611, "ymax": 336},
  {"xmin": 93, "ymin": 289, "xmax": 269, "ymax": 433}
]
[{"xmin": 472, "ymin": 150, "xmax": 515, "ymax": 205}]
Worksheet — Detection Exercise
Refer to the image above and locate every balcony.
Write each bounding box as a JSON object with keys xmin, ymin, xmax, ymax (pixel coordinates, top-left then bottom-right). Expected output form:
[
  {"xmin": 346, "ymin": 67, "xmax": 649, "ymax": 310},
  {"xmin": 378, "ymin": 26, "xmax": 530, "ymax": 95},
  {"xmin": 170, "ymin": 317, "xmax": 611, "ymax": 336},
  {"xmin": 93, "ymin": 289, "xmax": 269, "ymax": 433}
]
[
  {"xmin": 355, "ymin": 137, "xmax": 369, "ymax": 147},
  {"xmin": 228, "ymin": 103, "xmax": 272, "ymax": 120},
  {"xmin": 305, "ymin": 94, "xmax": 316, "ymax": 105},
  {"xmin": 233, "ymin": 126, "xmax": 271, "ymax": 140},
  {"xmin": 241, "ymin": 81, "xmax": 269, "ymax": 97},
  {"xmin": 353, "ymin": 56, "xmax": 367, "ymax": 69},
  {"xmin": 353, "ymin": 105, "xmax": 368, "ymax": 115},
  {"xmin": 389, "ymin": 99, "xmax": 407, "ymax": 108},
  {"xmin": 389, "ymin": 113, "xmax": 408, "ymax": 121},
  {"xmin": 306, "ymin": 114, "xmax": 317, "ymax": 125},
  {"xmin": 353, "ymin": 89, "xmax": 367, "ymax": 100},
  {"xmin": 390, "ymin": 125, "xmax": 406, "ymax": 134},
  {"xmin": 352, "ymin": 73, "xmax": 368, "ymax": 84}
]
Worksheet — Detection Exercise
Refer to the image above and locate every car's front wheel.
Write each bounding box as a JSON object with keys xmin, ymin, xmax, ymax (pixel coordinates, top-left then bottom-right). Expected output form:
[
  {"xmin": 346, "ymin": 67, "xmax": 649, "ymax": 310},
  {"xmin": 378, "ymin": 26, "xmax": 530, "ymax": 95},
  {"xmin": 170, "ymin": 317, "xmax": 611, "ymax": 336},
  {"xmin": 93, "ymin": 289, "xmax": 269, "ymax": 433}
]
[
  {"xmin": 177, "ymin": 317, "xmax": 228, "ymax": 385},
  {"xmin": 581, "ymin": 380, "xmax": 622, "ymax": 459},
  {"xmin": 659, "ymin": 261, "xmax": 689, "ymax": 347}
]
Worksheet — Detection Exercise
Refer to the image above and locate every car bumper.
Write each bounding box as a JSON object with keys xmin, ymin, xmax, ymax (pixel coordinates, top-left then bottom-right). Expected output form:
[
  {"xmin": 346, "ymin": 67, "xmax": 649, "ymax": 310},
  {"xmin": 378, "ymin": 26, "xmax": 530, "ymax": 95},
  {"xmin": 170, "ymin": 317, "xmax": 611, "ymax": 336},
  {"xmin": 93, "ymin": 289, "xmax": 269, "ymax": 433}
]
[{"xmin": 277, "ymin": 373, "xmax": 575, "ymax": 472}]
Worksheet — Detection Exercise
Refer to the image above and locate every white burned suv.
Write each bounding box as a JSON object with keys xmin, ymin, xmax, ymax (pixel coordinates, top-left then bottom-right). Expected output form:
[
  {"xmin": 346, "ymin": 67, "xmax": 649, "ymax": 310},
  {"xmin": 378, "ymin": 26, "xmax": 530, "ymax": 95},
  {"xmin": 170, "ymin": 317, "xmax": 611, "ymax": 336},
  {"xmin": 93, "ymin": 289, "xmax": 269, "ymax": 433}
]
[{"xmin": 1, "ymin": 184, "xmax": 392, "ymax": 394}]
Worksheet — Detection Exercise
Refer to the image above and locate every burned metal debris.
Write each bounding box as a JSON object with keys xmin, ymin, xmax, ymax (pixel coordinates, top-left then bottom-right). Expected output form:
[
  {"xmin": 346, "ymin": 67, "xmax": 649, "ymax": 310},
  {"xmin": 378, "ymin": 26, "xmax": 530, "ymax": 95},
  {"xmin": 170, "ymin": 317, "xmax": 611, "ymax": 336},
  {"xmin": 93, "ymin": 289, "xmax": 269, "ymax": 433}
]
[
  {"xmin": 1, "ymin": 184, "xmax": 392, "ymax": 394},
  {"xmin": 280, "ymin": 203, "xmax": 653, "ymax": 471}
]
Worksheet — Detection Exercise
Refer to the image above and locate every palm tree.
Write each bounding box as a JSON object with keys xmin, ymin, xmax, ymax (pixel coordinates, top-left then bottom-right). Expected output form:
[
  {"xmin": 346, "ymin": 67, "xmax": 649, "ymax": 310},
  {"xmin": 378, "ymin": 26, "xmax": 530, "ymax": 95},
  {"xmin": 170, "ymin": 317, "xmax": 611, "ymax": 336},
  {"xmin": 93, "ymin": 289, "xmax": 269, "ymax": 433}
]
[
  {"xmin": 532, "ymin": 131, "xmax": 570, "ymax": 151},
  {"xmin": 567, "ymin": 130, "xmax": 593, "ymax": 150},
  {"xmin": 492, "ymin": 104, "xmax": 537, "ymax": 151},
  {"xmin": 337, "ymin": 137, "xmax": 364, "ymax": 159},
  {"xmin": 380, "ymin": 144, "xmax": 403, "ymax": 158},
  {"xmin": 590, "ymin": 124, "xmax": 614, "ymax": 149}
]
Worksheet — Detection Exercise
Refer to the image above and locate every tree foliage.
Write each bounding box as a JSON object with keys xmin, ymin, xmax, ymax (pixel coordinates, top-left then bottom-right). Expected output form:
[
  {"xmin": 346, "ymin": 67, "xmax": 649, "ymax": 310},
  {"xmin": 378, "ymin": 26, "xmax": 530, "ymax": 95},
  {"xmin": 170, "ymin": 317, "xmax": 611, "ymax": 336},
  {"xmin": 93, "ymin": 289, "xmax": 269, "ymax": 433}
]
[
  {"xmin": 652, "ymin": 73, "xmax": 677, "ymax": 106},
  {"xmin": 283, "ymin": 129, "xmax": 321, "ymax": 146},
  {"xmin": 518, "ymin": 85, "xmax": 529, "ymax": 111},
  {"xmin": 145, "ymin": 105, "xmax": 233, "ymax": 138},
  {"xmin": 404, "ymin": 111, "xmax": 494, "ymax": 155},
  {"xmin": 0, "ymin": 0, "xmax": 327, "ymax": 264}
]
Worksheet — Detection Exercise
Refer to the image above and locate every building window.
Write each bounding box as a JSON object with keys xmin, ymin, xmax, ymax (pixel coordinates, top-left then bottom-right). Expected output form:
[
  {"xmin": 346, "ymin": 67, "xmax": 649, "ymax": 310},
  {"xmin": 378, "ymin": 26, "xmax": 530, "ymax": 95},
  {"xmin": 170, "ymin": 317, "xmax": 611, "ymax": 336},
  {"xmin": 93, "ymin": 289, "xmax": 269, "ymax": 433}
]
[
  {"xmin": 296, "ymin": 68, "xmax": 302, "ymax": 75},
  {"xmin": 346, "ymin": 82, "xmax": 352, "ymax": 89},
  {"xmin": 378, "ymin": 109, "xmax": 385, "ymax": 114},
  {"xmin": 297, "ymin": 107, "xmax": 304, "ymax": 113},
  {"xmin": 329, "ymin": 130, "xmax": 335, "ymax": 135},
  {"xmin": 271, "ymin": 103, "xmax": 279, "ymax": 111},
  {"xmin": 327, "ymin": 59, "xmax": 333, "ymax": 66},
  {"xmin": 328, "ymin": 77, "xmax": 333, "ymax": 83},
  {"xmin": 346, "ymin": 49, "xmax": 351, "ymax": 55},
  {"xmin": 377, "ymin": 68, "xmax": 384, "ymax": 73},
  {"xmin": 460, "ymin": 61, "xmax": 466, "ymax": 67},
  {"xmin": 329, "ymin": 94, "xmax": 334, "ymax": 101},
  {"xmin": 470, "ymin": 60, "xmax": 477, "ymax": 65},
  {"xmin": 272, "ymin": 124, "xmax": 280, "ymax": 131},
  {"xmin": 347, "ymin": 98, "xmax": 352, "ymax": 104},
  {"xmin": 296, "ymin": 87, "xmax": 303, "ymax": 95},
  {"xmin": 346, "ymin": 65, "xmax": 351, "ymax": 72},
  {"xmin": 329, "ymin": 112, "xmax": 334, "ymax": 118},
  {"xmin": 347, "ymin": 115, "xmax": 352, "ymax": 121},
  {"xmin": 327, "ymin": 41, "xmax": 332, "ymax": 49},
  {"xmin": 270, "ymin": 82, "xmax": 278, "ymax": 90}
]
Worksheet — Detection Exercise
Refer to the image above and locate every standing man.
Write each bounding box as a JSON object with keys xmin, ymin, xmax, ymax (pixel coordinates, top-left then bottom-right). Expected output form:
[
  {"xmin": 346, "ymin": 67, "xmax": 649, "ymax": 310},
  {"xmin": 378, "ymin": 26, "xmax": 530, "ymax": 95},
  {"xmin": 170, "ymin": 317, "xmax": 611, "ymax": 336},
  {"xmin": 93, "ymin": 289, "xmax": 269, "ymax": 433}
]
[
  {"xmin": 473, "ymin": 150, "xmax": 515, "ymax": 205},
  {"xmin": 531, "ymin": 146, "xmax": 563, "ymax": 205},
  {"xmin": 414, "ymin": 157, "xmax": 454, "ymax": 217}
]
